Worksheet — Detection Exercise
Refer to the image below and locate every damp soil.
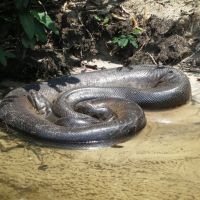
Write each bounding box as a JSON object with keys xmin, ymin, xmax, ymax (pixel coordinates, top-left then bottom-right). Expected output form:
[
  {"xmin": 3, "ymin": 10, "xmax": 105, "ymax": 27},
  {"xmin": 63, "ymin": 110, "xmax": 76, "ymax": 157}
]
[
  {"xmin": 1, "ymin": 0, "xmax": 200, "ymax": 200},
  {"xmin": 1, "ymin": 0, "xmax": 200, "ymax": 80}
]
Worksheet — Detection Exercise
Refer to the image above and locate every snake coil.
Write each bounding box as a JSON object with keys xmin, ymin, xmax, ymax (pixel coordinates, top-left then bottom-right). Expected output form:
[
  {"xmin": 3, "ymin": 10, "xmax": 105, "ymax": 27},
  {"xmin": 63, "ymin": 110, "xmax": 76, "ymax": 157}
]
[{"xmin": 0, "ymin": 65, "xmax": 191, "ymax": 147}]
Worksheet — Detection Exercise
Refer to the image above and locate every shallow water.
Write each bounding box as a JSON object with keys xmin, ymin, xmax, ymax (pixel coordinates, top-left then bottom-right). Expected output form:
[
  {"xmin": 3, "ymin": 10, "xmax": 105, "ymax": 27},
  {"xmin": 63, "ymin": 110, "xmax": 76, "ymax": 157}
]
[{"xmin": 0, "ymin": 73, "xmax": 200, "ymax": 200}]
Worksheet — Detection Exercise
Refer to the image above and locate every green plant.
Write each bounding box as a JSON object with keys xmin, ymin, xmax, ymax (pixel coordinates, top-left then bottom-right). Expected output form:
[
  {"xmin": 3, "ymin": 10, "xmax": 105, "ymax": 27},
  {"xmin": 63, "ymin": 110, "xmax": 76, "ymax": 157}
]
[
  {"xmin": 16, "ymin": 0, "xmax": 59, "ymax": 48},
  {"xmin": 94, "ymin": 15, "xmax": 110, "ymax": 26},
  {"xmin": 0, "ymin": 0, "xmax": 59, "ymax": 66},
  {"xmin": 112, "ymin": 27, "xmax": 143, "ymax": 48}
]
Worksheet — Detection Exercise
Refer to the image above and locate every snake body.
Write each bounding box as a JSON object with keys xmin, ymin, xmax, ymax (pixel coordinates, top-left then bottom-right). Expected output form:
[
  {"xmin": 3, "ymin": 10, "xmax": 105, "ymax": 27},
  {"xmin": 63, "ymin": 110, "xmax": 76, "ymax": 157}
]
[{"xmin": 0, "ymin": 65, "xmax": 191, "ymax": 146}]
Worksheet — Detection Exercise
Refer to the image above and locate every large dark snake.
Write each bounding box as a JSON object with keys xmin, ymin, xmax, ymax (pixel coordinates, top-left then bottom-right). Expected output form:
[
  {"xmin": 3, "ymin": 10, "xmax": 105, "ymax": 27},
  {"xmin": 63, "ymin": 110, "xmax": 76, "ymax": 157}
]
[{"xmin": 0, "ymin": 65, "xmax": 191, "ymax": 146}]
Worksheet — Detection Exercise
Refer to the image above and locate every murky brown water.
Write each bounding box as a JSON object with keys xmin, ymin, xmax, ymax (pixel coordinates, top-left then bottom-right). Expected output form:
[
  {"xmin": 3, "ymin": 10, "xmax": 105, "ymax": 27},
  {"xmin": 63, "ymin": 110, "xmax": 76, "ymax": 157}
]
[{"xmin": 0, "ymin": 73, "xmax": 200, "ymax": 200}]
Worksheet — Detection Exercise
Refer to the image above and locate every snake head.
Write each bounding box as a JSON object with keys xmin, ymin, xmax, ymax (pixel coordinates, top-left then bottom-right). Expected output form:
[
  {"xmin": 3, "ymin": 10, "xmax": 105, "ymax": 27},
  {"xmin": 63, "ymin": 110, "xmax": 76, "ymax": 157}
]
[{"xmin": 27, "ymin": 89, "xmax": 52, "ymax": 118}]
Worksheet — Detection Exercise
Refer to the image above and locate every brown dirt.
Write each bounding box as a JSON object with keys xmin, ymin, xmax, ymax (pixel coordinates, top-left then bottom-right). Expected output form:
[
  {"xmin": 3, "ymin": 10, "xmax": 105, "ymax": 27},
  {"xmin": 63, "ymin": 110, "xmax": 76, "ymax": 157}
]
[{"xmin": 1, "ymin": 0, "xmax": 200, "ymax": 80}]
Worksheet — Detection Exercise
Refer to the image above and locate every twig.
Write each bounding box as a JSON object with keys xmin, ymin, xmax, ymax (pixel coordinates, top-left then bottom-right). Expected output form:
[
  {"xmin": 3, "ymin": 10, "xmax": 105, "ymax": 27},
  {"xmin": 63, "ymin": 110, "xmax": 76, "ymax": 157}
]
[
  {"xmin": 0, "ymin": 143, "xmax": 25, "ymax": 152},
  {"xmin": 142, "ymin": 6, "xmax": 149, "ymax": 26},
  {"xmin": 138, "ymin": 33, "xmax": 150, "ymax": 52},
  {"xmin": 146, "ymin": 52, "xmax": 157, "ymax": 65},
  {"xmin": 120, "ymin": 5, "xmax": 130, "ymax": 16},
  {"xmin": 131, "ymin": 16, "xmax": 138, "ymax": 27},
  {"xmin": 111, "ymin": 13, "xmax": 127, "ymax": 21},
  {"xmin": 38, "ymin": 1, "xmax": 47, "ymax": 13},
  {"xmin": 77, "ymin": 12, "xmax": 94, "ymax": 42}
]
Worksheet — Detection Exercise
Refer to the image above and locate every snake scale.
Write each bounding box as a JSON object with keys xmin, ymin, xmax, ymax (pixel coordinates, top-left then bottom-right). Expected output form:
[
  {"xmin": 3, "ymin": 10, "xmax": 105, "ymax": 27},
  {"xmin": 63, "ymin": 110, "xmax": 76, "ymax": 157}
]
[{"xmin": 0, "ymin": 65, "xmax": 191, "ymax": 147}]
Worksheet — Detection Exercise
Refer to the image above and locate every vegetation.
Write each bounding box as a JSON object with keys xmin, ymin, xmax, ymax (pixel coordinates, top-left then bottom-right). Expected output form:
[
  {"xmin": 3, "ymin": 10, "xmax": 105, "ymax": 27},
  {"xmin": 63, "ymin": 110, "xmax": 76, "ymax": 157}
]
[
  {"xmin": 112, "ymin": 27, "xmax": 143, "ymax": 48},
  {"xmin": 0, "ymin": 1, "xmax": 144, "ymax": 79},
  {"xmin": 0, "ymin": 0, "xmax": 59, "ymax": 66}
]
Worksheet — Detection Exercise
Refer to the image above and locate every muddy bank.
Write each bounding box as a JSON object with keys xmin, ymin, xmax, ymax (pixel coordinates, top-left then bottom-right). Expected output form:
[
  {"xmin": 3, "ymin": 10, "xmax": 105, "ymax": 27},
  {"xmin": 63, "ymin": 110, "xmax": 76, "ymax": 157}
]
[{"xmin": 1, "ymin": 0, "xmax": 200, "ymax": 80}]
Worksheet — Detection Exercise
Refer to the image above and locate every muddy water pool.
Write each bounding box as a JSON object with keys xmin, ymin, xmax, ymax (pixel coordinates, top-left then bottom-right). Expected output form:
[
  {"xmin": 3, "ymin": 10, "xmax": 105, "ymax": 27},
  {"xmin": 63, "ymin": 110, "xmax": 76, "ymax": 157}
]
[{"xmin": 0, "ymin": 73, "xmax": 200, "ymax": 200}]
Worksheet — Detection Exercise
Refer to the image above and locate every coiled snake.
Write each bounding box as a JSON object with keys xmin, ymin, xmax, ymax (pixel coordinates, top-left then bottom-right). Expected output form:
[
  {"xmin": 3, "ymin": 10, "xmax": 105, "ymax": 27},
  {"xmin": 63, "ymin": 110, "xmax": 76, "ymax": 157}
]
[{"xmin": 0, "ymin": 65, "xmax": 191, "ymax": 147}]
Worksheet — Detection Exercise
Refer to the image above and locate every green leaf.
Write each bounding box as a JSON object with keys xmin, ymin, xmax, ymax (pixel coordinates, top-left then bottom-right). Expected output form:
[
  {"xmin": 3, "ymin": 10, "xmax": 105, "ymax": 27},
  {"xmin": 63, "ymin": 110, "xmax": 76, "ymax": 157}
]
[
  {"xmin": 19, "ymin": 12, "xmax": 35, "ymax": 39},
  {"xmin": 129, "ymin": 38, "xmax": 139, "ymax": 48},
  {"xmin": 113, "ymin": 36, "xmax": 129, "ymax": 48},
  {"xmin": 112, "ymin": 37, "xmax": 120, "ymax": 43},
  {"xmin": 34, "ymin": 21, "xmax": 47, "ymax": 43},
  {"xmin": 126, "ymin": 35, "xmax": 134, "ymax": 40},
  {"xmin": 30, "ymin": 11, "xmax": 59, "ymax": 35},
  {"xmin": 118, "ymin": 38, "xmax": 129, "ymax": 48},
  {"xmin": 103, "ymin": 17, "xmax": 109, "ymax": 25},
  {"xmin": 113, "ymin": 34, "xmax": 139, "ymax": 49},
  {"xmin": 132, "ymin": 27, "xmax": 143, "ymax": 35},
  {"xmin": 94, "ymin": 15, "xmax": 101, "ymax": 22},
  {"xmin": 119, "ymin": 35, "xmax": 126, "ymax": 39},
  {"xmin": 22, "ymin": 36, "xmax": 35, "ymax": 49}
]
